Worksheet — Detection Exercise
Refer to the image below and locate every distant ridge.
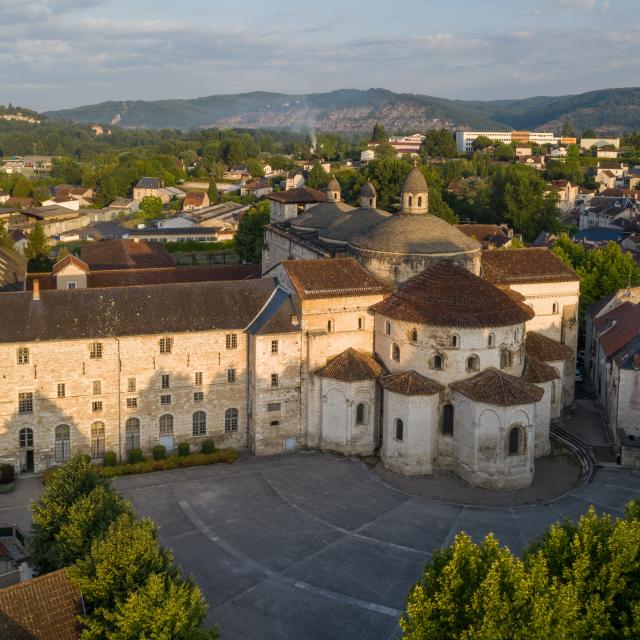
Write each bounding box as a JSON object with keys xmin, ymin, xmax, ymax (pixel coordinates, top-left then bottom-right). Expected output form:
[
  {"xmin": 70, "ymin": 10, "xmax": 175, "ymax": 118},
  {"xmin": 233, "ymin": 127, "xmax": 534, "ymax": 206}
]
[{"xmin": 44, "ymin": 87, "xmax": 640, "ymax": 134}]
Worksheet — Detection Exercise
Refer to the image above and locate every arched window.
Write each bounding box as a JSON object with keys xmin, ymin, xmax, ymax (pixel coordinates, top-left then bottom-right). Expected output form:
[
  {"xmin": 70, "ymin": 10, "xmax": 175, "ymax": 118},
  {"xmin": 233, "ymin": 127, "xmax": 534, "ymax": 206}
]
[
  {"xmin": 55, "ymin": 424, "xmax": 70, "ymax": 463},
  {"xmin": 411, "ymin": 328, "xmax": 418, "ymax": 342},
  {"xmin": 327, "ymin": 319, "xmax": 334, "ymax": 333},
  {"xmin": 125, "ymin": 417, "xmax": 140, "ymax": 451},
  {"xmin": 193, "ymin": 411, "xmax": 207, "ymax": 436},
  {"xmin": 385, "ymin": 320, "xmax": 391, "ymax": 335},
  {"xmin": 432, "ymin": 354, "xmax": 443, "ymax": 370},
  {"xmin": 488, "ymin": 333, "xmax": 495, "ymax": 347},
  {"xmin": 395, "ymin": 418, "xmax": 404, "ymax": 441},
  {"xmin": 225, "ymin": 408, "xmax": 239, "ymax": 432},
  {"xmin": 467, "ymin": 355, "xmax": 480, "ymax": 372},
  {"xmin": 392, "ymin": 343, "xmax": 400, "ymax": 362},
  {"xmin": 90, "ymin": 421, "xmax": 105, "ymax": 459},
  {"xmin": 408, "ymin": 195, "xmax": 413, "ymax": 207},
  {"xmin": 417, "ymin": 196, "xmax": 422, "ymax": 207},
  {"xmin": 552, "ymin": 302, "xmax": 559, "ymax": 314},
  {"xmin": 508, "ymin": 426, "xmax": 525, "ymax": 455},
  {"xmin": 356, "ymin": 402, "xmax": 368, "ymax": 425},
  {"xmin": 442, "ymin": 404, "xmax": 454, "ymax": 435},
  {"xmin": 451, "ymin": 335, "xmax": 459, "ymax": 348},
  {"xmin": 358, "ymin": 316, "xmax": 364, "ymax": 330},
  {"xmin": 500, "ymin": 349, "xmax": 512, "ymax": 369},
  {"xmin": 159, "ymin": 414, "xmax": 173, "ymax": 435},
  {"xmin": 19, "ymin": 428, "xmax": 33, "ymax": 448}
]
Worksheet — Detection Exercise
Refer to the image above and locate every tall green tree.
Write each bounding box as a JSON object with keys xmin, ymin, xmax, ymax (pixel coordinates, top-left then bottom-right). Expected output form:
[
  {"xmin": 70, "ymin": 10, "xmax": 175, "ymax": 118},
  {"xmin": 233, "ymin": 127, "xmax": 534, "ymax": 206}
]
[
  {"xmin": 207, "ymin": 179, "xmax": 219, "ymax": 205},
  {"xmin": 374, "ymin": 141, "xmax": 397, "ymax": 161},
  {"xmin": 24, "ymin": 221, "xmax": 50, "ymax": 268},
  {"xmin": 562, "ymin": 117, "xmax": 576, "ymax": 137},
  {"xmin": 582, "ymin": 128, "xmax": 597, "ymax": 139},
  {"xmin": 51, "ymin": 157, "xmax": 83, "ymax": 184},
  {"xmin": 31, "ymin": 455, "xmax": 107, "ymax": 573},
  {"xmin": 421, "ymin": 129, "xmax": 457, "ymax": 159},
  {"xmin": 0, "ymin": 221, "xmax": 14, "ymax": 250},
  {"xmin": 234, "ymin": 200, "xmax": 270, "ymax": 263},
  {"xmin": 306, "ymin": 163, "xmax": 329, "ymax": 190},
  {"xmin": 139, "ymin": 195, "xmax": 163, "ymax": 219},
  {"xmin": 372, "ymin": 123, "xmax": 387, "ymax": 143},
  {"xmin": 11, "ymin": 174, "xmax": 32, "ymax": 198}
]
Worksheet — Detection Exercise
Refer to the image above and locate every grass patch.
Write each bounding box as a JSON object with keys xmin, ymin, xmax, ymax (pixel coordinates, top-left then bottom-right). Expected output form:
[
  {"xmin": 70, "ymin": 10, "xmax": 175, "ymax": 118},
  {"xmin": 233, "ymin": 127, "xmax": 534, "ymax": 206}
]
[{"xmin": 97, "ymin": 448, "xmax": 239, "ymax": 477}]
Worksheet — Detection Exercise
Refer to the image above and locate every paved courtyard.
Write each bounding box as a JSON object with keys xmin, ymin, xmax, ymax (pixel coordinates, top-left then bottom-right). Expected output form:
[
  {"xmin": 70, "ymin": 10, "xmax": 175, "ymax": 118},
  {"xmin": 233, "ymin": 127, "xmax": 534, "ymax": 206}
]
[{"xmin": 106, "ymin": 453, "xmax": 640, "ymax": 640}]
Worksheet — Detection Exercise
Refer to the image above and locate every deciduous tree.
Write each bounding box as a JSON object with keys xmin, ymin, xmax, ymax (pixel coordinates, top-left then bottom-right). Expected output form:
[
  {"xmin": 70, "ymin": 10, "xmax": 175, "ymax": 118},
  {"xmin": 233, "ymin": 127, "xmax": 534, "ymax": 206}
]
[
  {"xmin": 234, "ymin": 200, "xmax": 270, "ymax": 263},
  {"xmin": 139, "ymin": 195, "xmax": 163, "ymax": 219}
]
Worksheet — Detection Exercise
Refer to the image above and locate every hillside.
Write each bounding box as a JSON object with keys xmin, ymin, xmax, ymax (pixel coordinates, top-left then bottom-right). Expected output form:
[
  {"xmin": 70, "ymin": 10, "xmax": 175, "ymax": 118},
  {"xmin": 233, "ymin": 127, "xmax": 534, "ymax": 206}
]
[{"xmin": 45, "ymin": 87, "xmax": 640, "ymax": 134}]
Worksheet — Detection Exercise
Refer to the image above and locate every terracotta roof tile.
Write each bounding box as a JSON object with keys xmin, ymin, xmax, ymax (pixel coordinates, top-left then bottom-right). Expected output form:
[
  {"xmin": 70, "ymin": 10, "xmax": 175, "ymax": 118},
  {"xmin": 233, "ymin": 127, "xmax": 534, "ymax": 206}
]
[
  {"xmin": 314, "ymin": 348, "xmax": 384, "ymax": 382},
  {"xmin": 525, "ymin": 331, "xmax": 573, "ymax": 361},
  {"xmin": 481, "ymin": 248, "xmax": 579, "ymax": 285},
  {"xmin": 282, "ymin": 258, "xmax": 393, "ymax": 300},
  {"xmin": 370, "ymin": 260, "xmax": 534, "ymax": 328},
  {"xmin": 51, "ymin": 254, "xmax": 89, "ymax": 276},
  {"xmin": 379, "ymin": 370, "xmax": 444, "ymax": 396},
  {"xmin": 451, "ymin": 368, "xmax": 544, "ymax": 406},
  {"xmin": 0, "ymin": 568, "xmax": 83, "ymax": 639},
  {"xmin": 521, "ymin": 356, "xmax": 560, "ymax": 383},
  {"xmin": 183, "ymin": 192, "xmax": 206, "ymax": 207},
  {"xmin": 80, "ymin": 240, "xmax": 175, "ymax": 270},
  {"xmin": 599, "ymin": 304, "xmax": 640, "ymax": 357}
]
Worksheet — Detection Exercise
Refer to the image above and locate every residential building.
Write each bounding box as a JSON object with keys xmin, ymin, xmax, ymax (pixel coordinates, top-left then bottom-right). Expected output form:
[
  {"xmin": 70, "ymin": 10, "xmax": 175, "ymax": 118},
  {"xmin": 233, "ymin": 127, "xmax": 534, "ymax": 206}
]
[
  {"xmin": 182, "ymin": 191, "xmax": 210, "ymax": 211},
  {"xmin": 132, "ymin": 177, "xmax": 169, "ymax": 204},
  {"xmin": 580, "ymin": 137, "xmax": 620, "ymax": 150}
]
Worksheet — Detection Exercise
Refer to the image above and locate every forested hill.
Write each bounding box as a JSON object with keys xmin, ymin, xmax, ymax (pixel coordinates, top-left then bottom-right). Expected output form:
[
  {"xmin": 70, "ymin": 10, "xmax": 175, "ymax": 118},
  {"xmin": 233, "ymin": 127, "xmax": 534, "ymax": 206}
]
[{"xmin": 44, "ymin": 87, "xmax": 640, "ymax": 134}]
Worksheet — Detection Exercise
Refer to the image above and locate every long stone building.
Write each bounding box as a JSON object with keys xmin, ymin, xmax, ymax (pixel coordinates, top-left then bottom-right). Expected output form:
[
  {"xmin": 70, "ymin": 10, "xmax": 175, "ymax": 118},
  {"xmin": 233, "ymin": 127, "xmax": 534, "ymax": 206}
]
[{"xmin": 0, "ymin": 168, "xmax": 580, "ymax": 489}]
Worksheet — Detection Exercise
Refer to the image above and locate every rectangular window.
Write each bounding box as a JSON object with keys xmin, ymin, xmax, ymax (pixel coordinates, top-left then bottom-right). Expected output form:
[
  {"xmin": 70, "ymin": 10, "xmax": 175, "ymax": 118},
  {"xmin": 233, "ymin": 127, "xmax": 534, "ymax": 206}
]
[
  {"xmin": 18, "ymin": 392, "xmax": 33, "ymax": 414},
  {"xmin": 126, "ymin": 397, "xmax": 137, "ymax": 408},
  {"xmin": 17, "ymin": 347, "xmax": 29, "ymax": 365},
  {"xmin": 159, "ymin": 337, "xmax": 173, "ymax": 354},
  {"xmin": 160, "ymin": 395, "xmax": 171, "ymax": 405},
  {"xmin": 267, "ymin": 402, "xmax": 281, "ymax": 412},
  {"xmin": 225, "ymin": 333, "xmax": 238, "ymax": 350},
  {"xmin": 127, "ymin": 377, "xmax": 136, "ymax": 392},
  {"xmin": 161, "ymin": 374, "xmax": 170, "ymax": 389},
  {"xmin": 227, "ymin": 368, "xmax": 236, "ymax": 383},
  {"xmin": 57, "ymin": 383, "xmax": 66, "ymax": 398},
  {"xmin": 89, "ymin": 342, "xmax": 103, "ymax": 359},
  {"xmin": 271, "ymin": 340, "xmax": 279, "ymax": 355},
  {"xmin": 195, "ymin": 371, "xmax": 203, "ymax": 386},
  {"xmin": 92, "ymin": 400, "xmax": 103, "ymax": 413},
  {"xmin": 67, "ymin": 282, "xmax": 76, "ymax": 290},
  {"xmin": 271, "ymin": 373, "xmax": 279, "ymax": 388},
  {"xmin": 92, "ymin": 380, "xmax": 101, "ymax": 395},
  {"xmin": 193, "ymin": 391, "xmax": 204, "ymax": 402}
]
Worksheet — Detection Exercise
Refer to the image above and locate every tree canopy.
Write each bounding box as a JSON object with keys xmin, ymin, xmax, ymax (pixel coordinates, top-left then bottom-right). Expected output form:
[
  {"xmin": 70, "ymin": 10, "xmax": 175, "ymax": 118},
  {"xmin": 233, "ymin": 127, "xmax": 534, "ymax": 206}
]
[
  {"xmin": 372, "ymin": 123, "xmax": 387, "ymax": 143},
  {"xmin": 420, "ymin": 129, "xmax": 458, "ymax": 159},
  {"xmin": 234, "ymin": 199, "xmax": 270, "ymax": 263},
  {"xmin": 306, "ymin": 163, "xmax": 329, "ymax": 190},
  {"xmin": 401, "ymin": 498, "xmax": 640, "ymax": 640},
  {"xmin": 139, "ymin": 195, "xmax": 164, "ymax": 219}
]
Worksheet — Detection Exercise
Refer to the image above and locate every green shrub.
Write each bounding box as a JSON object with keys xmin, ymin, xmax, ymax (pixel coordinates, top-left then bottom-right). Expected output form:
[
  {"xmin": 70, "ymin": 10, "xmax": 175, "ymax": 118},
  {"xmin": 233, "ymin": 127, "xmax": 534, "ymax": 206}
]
[
  {"xmin": 127, "ymin": 448, "xmax": 144, "ymax": 464},
  {"xmin": 201, "ymin": 439, "xmax": 215, "ymax": 454},
  {"xmin": 152, "ymin": 445, "xmax": 166, "ymax": 461},
  {"xmin": 41, "ymin": 467, "xmax": 58, "ymax": 485},
  {"xmin": 0, "ymin": 463, "xmax": 14, "ymax": 485},
  {"xmin": 178, "ymin": 442, "xmax": 190, "ymax": 457},
  {"xmin": 103, "ymin": 451, "xmax": 117, "ymax": 467}
]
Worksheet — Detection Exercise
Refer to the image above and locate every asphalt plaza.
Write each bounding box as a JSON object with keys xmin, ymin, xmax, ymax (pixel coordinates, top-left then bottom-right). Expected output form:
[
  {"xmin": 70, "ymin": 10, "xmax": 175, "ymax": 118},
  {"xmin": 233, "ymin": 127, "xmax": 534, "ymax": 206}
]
[{"xmin": 109, "ymin": 452, "xmax": 640, "ymax": 640}]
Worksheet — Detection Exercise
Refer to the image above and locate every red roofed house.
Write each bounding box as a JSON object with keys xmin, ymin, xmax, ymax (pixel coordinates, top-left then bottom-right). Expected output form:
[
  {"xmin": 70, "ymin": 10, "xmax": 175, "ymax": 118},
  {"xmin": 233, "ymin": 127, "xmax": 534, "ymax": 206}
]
[{"xmin": 182, "ymin": 191, "xmax": 210, "ymax": 212}]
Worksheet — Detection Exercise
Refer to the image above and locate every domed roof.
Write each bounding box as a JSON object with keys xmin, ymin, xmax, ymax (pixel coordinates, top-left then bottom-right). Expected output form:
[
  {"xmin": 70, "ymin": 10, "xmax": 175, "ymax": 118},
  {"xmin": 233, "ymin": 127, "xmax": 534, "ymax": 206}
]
[
  {"xmin": 290, "ymin": 201, "xmax": 353, "ymax": 231},
  {"xmin": 327, "ymin": 176, "xmax": 341, "ymax": 192},
  {"xmin": 360, "ymin": 181, "xmax": 377, "ymax": 197},
  {"xmin": 402, "ymin": 167, "xmax": 428, "ymax": 193},
  {"xmin": 370, "ymin": 260, "xmax": 534, "ymax": 328},
  {"xmin": 349, "ymin": 213, "xmax": 481, "ymax": 255},
  {"xmin": 319, "ymin": 207, "xmax": 390, "ymax": 243}
]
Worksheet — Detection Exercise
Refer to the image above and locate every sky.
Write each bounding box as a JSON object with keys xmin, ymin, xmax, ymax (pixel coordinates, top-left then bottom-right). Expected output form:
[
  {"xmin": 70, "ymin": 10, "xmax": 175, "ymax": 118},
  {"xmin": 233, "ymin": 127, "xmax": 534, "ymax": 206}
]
[{"xmin": 0, "ymin": 0, "xmax": 638, "ymax": 111}]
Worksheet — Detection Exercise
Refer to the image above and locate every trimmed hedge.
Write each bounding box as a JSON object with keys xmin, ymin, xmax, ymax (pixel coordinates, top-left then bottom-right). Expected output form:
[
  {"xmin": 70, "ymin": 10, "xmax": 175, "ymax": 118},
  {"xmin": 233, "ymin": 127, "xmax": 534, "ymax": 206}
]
[
  {"xmin": 178, "ymin": 442, "xmax": 190, "ymax": 457},
  {"xmin": 127, "ymin": 448, "xmax": 144, "ymax": 464},
  {"xmin": 201, "ymin": 439, "xmax": 215, "ymax": 454},
  {"xmin": 97, "ymin": 449, "xmax": 239, "ymax": 478},
  {"xmin": 152, "ymin": 445, "xmax": 166, "ymax": 461},
  {"xmin": 103, "ymin": 451, "xmax": 117, "ymax": 467},
  {"xmin": 0, "ymin": 463, "xmax": 15, "ymax": 485}
]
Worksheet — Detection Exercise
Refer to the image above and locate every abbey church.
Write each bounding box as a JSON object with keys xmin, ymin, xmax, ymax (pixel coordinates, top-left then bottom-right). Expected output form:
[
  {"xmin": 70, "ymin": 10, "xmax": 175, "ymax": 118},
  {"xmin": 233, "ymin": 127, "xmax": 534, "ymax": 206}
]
[{"xmin": 0, "ymin": 167, "xmax": 579, "ymax": 490}]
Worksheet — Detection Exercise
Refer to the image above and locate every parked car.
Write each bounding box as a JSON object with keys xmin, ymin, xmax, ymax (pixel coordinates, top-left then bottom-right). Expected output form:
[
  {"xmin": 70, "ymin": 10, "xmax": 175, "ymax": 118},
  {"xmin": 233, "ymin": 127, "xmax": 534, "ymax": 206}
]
[{"xmin": 575, "ymin": 369, "xmax": 584, "ymax": 383}]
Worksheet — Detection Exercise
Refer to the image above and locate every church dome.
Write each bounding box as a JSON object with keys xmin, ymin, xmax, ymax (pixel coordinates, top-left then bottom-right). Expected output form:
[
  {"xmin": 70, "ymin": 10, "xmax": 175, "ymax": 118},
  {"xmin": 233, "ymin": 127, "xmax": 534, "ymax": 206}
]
[
  {"xmin": 360, "ymin": 181, "xmax": 377, "ymax": 197},
  {"xmin": 402, "ymin": 167, "xmax": 428, "ymax": 193},
  {"xmin": 327, "ymin": 176, "xmax": 341, "ymax": 192}
]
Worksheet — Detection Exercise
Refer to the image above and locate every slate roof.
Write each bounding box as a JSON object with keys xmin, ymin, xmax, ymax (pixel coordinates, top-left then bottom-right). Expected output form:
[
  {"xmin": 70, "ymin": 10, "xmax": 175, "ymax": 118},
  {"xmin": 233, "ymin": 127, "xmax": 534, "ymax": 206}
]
[
  {"xmin": 403, "ymin": 167, "xmax": 428, "ymax": 192},
  {"xmin": 314, "ymin": 348, "xmax": 384, "ymax": 381},
  {"xmin": 246, "ymin": 286, "xmax": 300, "ymax": 335},
  {"xmin": 379, "ymin": 370, "xmax": 444, "ymax": 396},
  {"xmin": 370, "ymin": 260, "xmax": 534, "ymax": 328},
  {"xmin": 267, "ymin": 188, "xmax": 326, "ymax": 204},
  {"xmin": 481, "ymin": 248, "xmax": 579, "ymax": 285},
  {"xmin": 525, "ymin": 331, "xmax": 573, "ymax": 361},
  {"xmin": 135, "ymin": 177, "xmax": 162, "ymax": 189},
  {"xmin": 0, "ymin": 247, "xmax": 27, "ymax": 292},
  {"xmin": 282, "ymin": 258, "xmax": 393, "ymax": 300},
  {"xmin": 0, "ymin": 278, "xmax": 282, "ymax": 343},
  {"xmin": 521, "ymin": 356, "xmax": 560, "ymax": 383},
  {"xmin": 450, "ymin": 368, "xmax": 544, "ymax": 406},
  {"xmin": 291, "ymin": 201, "xmax": 354, "ymax": 231},
  {"xmin": 319, "ymin": 207, "xmax": 391, "ymax": 242},
  {"xmin": 350, "ymin": 213, "xmax": 481, "ymax": 255},
  {"xmin": 0, "ymin": 568, "xmax": 83, "ymax": 639},
  {"xmin": 360, "ymin": 182, "xmax": 377, "ymax": 197},
  {"xmin": 80, "ymin": 240, "xmax": 174, "ymax": 270}
]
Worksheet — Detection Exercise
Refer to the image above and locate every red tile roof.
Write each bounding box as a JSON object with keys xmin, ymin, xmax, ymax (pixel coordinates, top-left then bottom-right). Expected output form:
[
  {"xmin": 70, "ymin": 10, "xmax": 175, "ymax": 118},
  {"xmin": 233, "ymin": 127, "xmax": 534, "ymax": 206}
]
[
  {"xmin": 599, "ymin": 304, "xmax": 640, "ymax": 357},
  {"xmin": 183, "ymin": 192, "xmax": 206, "ymax": 207},
  {"xmin": 481, "ymin": 248, "xmax": 579, "ymax": 285},
  {"xmin": 379, "ymin": 370, "xmax": 444, "ymax": 396},
  {"xmin": 371, "ymin": 260, "xmax": 533, "ymax": 328},
  {"xmin": 282, "ymin": 258, "xmax": 393, "ymax": 300},
  {"xmin": 0, "ymin": 569, "xmax": 83, "ymax": 639},
  {"xmin": 525, "ymin": 331, "xmax": 573, "ymax": 361},
  {"xmin": 451, "ymin": 368, "xmax": 544, "ymax": 406},
  {"xmin": 51, "ymin": 254, "xmax": 89, "ymax": 276},
  {"xmin": 80, "ymin": 240, "xmax": 175, "ymax": 270},
  {"xmin": 521, "ymin": 356, "xmax": 560, "ymax": 383},
  {"xmin": 594, "ymin": 301, "xmax": 634, "ymax": 332},
  {"xmin": 314, "ymin": 348, "xmax": 384, "ymax": 382}
]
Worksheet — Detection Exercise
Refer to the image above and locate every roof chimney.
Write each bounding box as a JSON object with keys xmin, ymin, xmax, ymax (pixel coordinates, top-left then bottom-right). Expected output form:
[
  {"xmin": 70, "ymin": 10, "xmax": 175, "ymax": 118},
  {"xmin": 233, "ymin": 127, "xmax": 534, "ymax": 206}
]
[{"xmin": 32, "ymin": 279, "xmax": 40, "ymax": 301}]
